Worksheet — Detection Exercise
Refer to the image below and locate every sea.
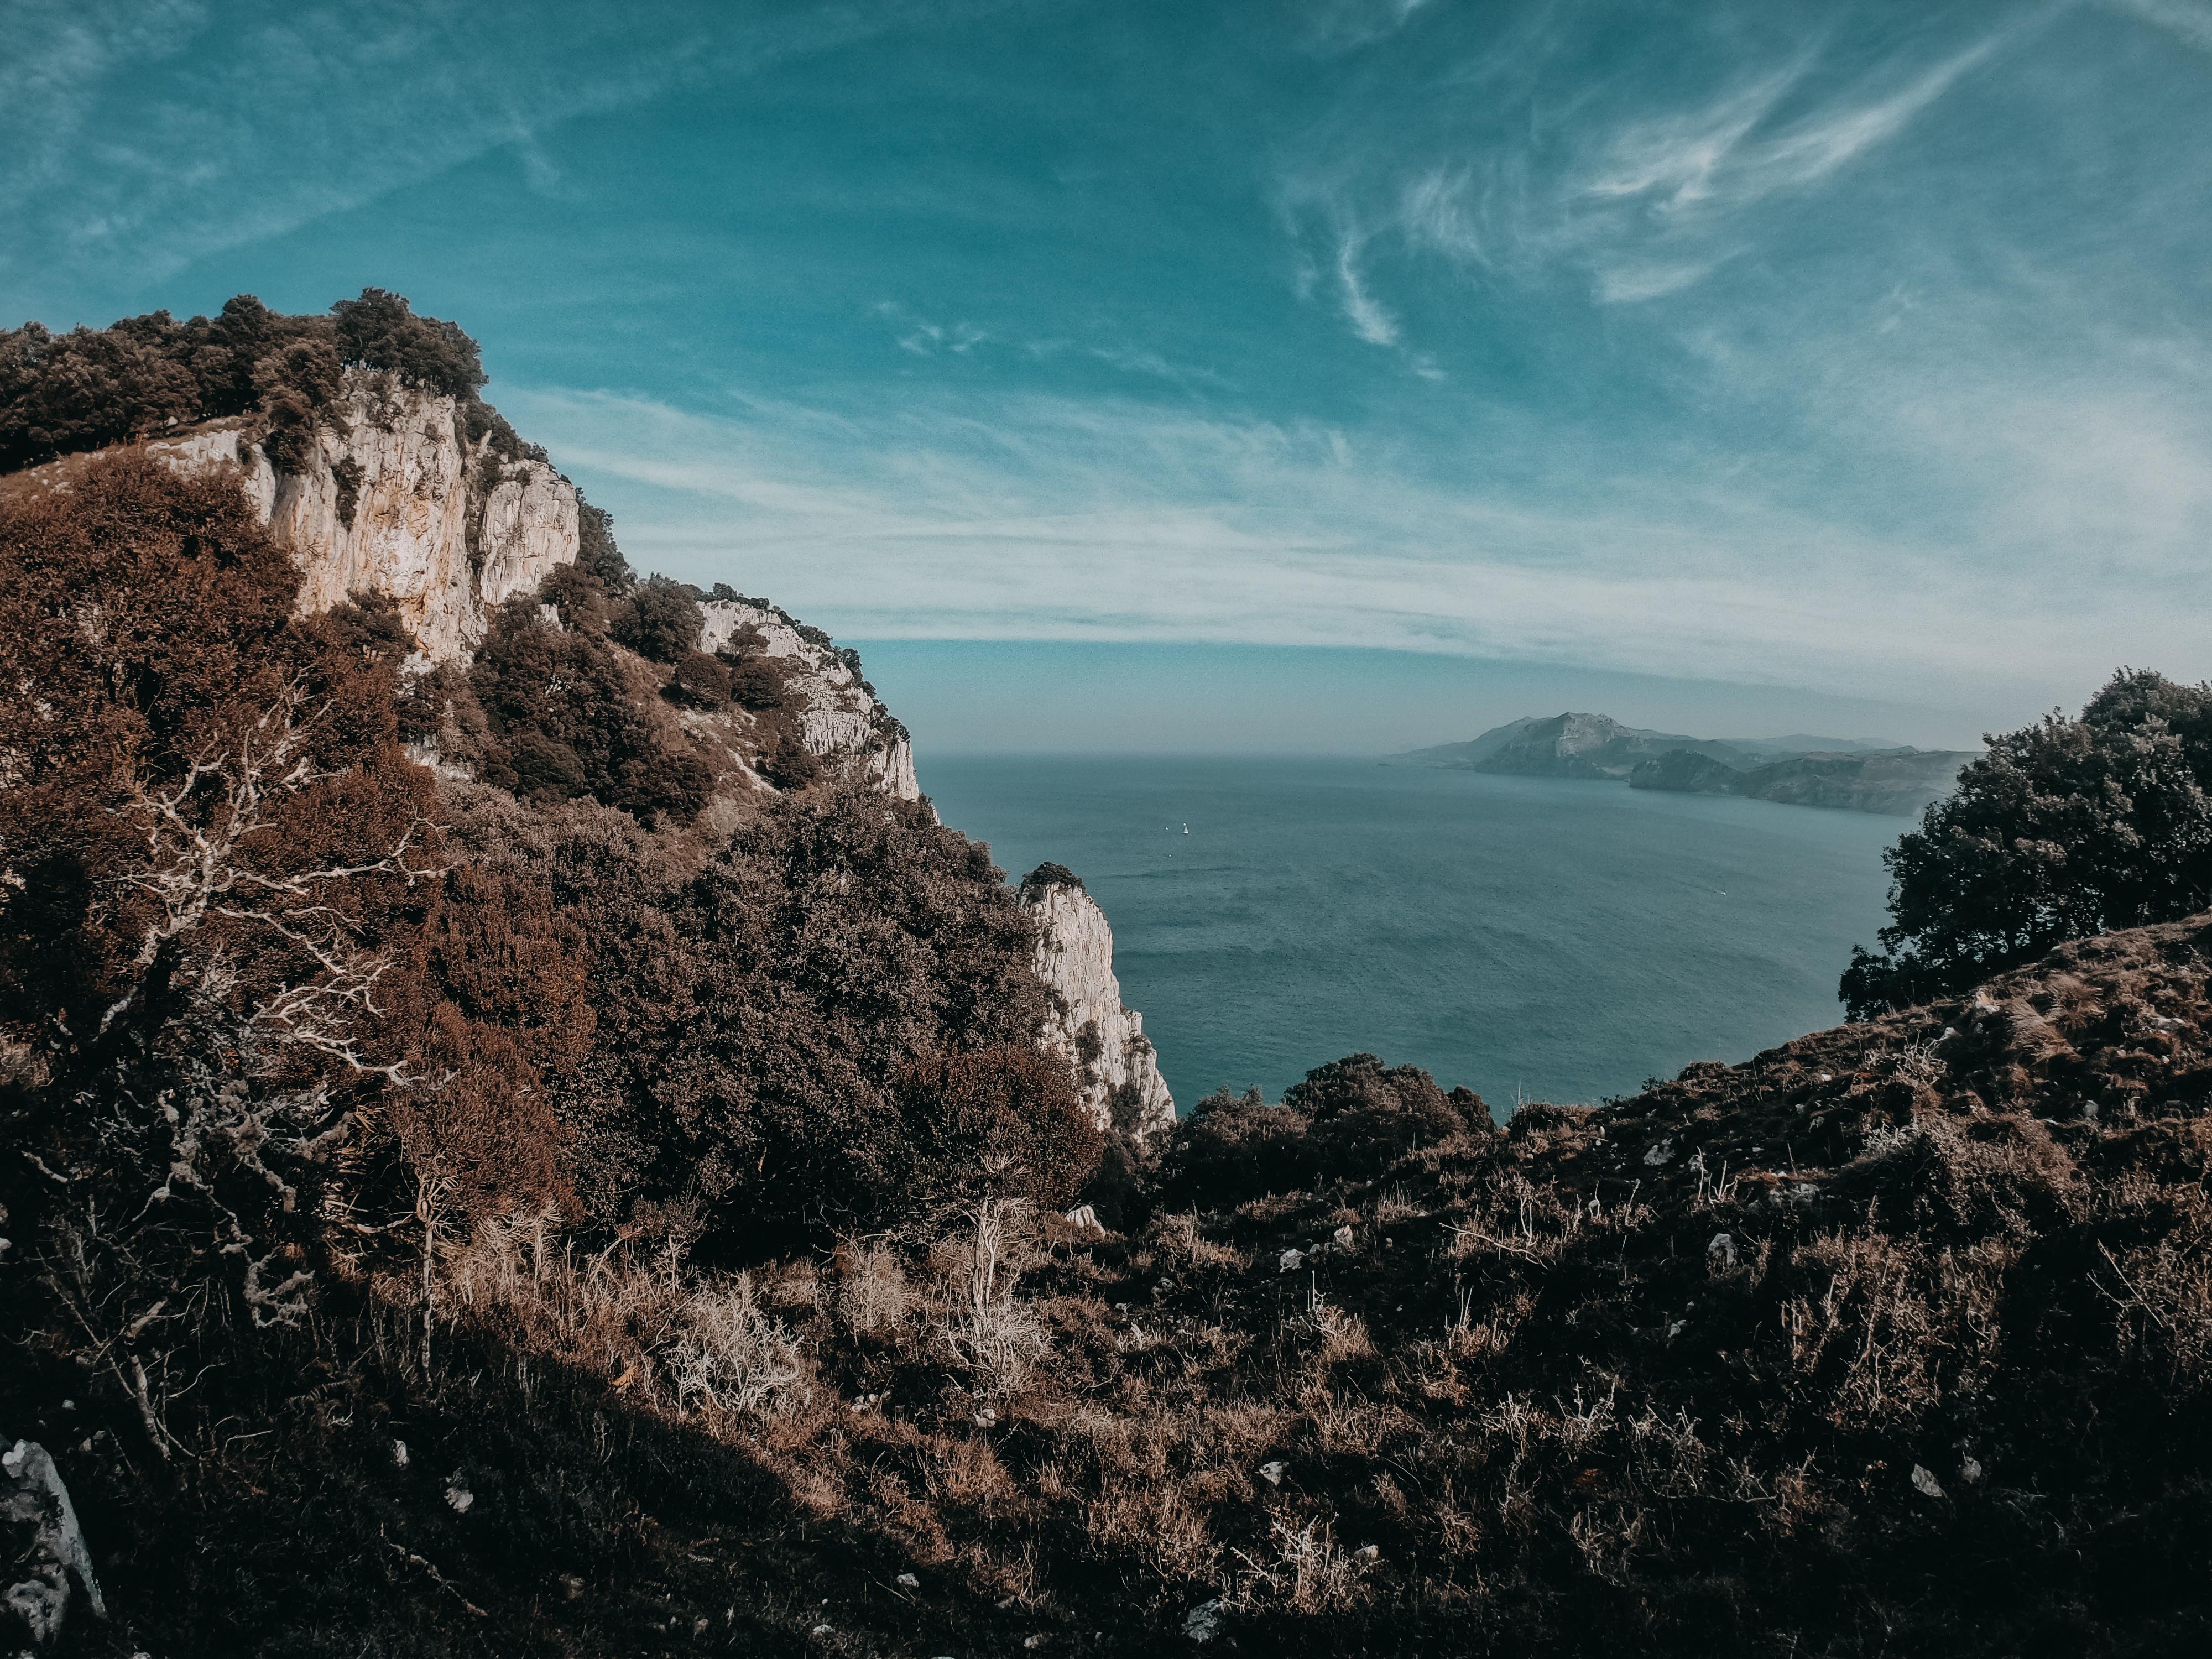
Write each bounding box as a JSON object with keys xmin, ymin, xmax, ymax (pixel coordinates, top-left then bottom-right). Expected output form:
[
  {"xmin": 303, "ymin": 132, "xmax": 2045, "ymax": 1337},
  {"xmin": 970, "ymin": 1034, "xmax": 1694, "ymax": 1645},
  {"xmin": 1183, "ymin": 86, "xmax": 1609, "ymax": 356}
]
[{"xmin": 921, "ymin": 755, "xmax": 1902, "ymax": 1113}]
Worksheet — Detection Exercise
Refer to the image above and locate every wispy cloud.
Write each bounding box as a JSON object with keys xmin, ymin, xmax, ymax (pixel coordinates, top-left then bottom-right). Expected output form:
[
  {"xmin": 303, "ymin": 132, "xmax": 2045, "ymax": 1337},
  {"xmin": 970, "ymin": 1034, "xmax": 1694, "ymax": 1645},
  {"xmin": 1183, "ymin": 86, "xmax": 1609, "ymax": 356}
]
[
  {"xmin": 499, "ymin": 372, "xmax": 2212, "ymax": 713},
  {"xmin": 2104, "ymin": 0, "xmax": 2212, "ymax": 52},
  {"xmin": 1335, "ymin": 233, "xmax": 1400, "ymax": 345},
  {"xmin": 0, "ymin": 1, "xmax": 1019, "ymax": 311},
  {"xmin": 1286, "ymin": 12, "xmax": 2027, "ymax": 332}
]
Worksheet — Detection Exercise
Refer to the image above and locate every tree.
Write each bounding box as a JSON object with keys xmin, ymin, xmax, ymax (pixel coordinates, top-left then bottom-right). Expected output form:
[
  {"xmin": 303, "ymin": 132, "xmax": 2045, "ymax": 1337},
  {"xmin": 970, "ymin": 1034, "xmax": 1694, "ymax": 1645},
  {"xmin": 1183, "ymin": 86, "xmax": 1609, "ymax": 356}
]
[
  {"xmin": 0, "ymin": 457, "xmax": 573, "ymax": 1457},
  {"xmin": 611, "ymin": 573, "xmax": 703, "ymax": 663},
  {"xmin": 575, "ymin": 494, "xmax": 634, "ymax": 593},
  {"xmin": 1843, "ymin": 669, "xmax": 2212, "ymax": 1017},
  {"xmin": 328, "ymin": 288, "xmax": 486, "ymax": 400}
]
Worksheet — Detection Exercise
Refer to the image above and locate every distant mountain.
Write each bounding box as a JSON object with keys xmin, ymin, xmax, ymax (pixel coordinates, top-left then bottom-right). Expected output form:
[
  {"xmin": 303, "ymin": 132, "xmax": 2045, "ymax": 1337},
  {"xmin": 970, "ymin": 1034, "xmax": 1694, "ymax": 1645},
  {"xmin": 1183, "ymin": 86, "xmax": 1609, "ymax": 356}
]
[
  {"xmin": 1392, "ymin": 712, "xmax": 1980, "ymax": 815},
  {"xmin": 1719, "ymin": 733, "xmax": 1905, "ymax": 760},
  {"xmin": 1395, "ymin": 712, "xmax": 1754, "ymax": 780},
  {"xmin": 1631, "ymin": 745, "xmax": 1978, "ymax": 816}
]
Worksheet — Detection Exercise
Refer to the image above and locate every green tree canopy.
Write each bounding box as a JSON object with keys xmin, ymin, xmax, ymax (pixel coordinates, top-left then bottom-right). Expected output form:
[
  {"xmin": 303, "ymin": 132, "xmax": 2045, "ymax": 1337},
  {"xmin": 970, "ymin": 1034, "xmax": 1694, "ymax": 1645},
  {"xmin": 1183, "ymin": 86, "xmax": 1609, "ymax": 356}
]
[{"xmin": 1843, "ymin": 669, "xmax": 2212, "ymax": 1017}]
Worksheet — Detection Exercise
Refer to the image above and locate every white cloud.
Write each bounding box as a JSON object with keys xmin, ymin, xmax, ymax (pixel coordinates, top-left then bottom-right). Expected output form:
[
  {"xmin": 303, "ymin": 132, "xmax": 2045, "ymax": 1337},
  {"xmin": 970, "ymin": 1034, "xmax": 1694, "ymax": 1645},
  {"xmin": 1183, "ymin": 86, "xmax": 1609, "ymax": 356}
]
[
  {"xmin": 499, "ymin": 377, "xmax": 2212, "ymax": 713},
  {"xmin": 1335, "ymin": 233, "xmax": 1400, "ymax": 346},
  {"xmin": 1294, "ymin": 16, "xmax": 2026, "ymax": 327},
  {"xmin": 0, "ymin": 1, "xmax": 1019, "ymax": 304}
]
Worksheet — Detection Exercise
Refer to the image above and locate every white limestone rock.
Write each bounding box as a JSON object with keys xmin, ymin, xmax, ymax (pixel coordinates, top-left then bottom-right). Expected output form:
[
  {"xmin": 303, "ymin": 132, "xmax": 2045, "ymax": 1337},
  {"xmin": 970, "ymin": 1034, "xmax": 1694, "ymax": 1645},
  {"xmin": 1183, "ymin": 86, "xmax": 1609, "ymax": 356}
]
[
  {"xmin": 697, "ymin": 598, "xmax": 920, "ymax": 800},
  {"xmin": 1018, "ymin": 867, "xmax": 1175, "ymax": 1141},
  {"xmin": 135, "ymin": 371, "xmax": 578, "ymax": 661},
  {"xmin": 2, "ymin": 1437, "xmax": 105, "ymax": 1645}
]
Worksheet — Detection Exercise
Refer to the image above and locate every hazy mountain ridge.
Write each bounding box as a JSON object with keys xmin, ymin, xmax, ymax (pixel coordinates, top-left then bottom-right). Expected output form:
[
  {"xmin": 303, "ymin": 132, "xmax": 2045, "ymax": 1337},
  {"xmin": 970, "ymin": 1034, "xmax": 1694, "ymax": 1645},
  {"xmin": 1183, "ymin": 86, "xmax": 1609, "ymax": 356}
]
[{"xmin": 1397, "ymin": 711, "xmax": 1978, "ymax": 815}]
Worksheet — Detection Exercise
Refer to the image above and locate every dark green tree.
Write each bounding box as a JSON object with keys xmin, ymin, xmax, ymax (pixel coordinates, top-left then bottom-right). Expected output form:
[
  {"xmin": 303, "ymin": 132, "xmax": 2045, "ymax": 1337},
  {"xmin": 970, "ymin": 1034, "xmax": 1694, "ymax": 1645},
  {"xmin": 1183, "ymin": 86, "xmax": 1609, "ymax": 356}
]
[
  {"xmin": 610, "ymin": 573, "xmax": 703, "ymax": 663},
  {"xmin": 1843, "ymin": 669, "xmax": 2212, "ymax": 1017}
]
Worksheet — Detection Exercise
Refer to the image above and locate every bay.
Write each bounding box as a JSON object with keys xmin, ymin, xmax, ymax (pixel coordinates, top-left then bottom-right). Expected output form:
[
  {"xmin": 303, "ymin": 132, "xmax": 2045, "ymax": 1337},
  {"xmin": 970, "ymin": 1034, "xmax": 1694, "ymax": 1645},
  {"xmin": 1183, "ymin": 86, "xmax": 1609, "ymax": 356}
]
[{"xmin": 921, "ymin": 755, "xmax": 1902, "ymax": 1112}]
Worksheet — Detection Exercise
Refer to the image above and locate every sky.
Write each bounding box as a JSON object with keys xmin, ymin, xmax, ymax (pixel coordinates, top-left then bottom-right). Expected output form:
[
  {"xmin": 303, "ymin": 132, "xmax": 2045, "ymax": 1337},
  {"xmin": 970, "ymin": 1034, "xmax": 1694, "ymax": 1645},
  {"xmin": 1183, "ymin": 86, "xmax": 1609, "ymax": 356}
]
[{"xmin": 5, "ymin": 0, "xmax": 2209, "ymax": 753}]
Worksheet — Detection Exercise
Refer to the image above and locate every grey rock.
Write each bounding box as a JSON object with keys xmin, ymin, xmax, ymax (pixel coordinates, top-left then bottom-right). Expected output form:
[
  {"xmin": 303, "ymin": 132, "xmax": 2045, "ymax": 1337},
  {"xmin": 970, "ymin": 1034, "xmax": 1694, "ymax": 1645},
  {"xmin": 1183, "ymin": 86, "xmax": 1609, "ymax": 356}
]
[
  {"xmin": 1183, "ymin": 1598, "xmax": 1226, "ymax": 1642},
  {"xmin": 2, "ymin": 1436, "xmax": 105, "ymax": 1645}
]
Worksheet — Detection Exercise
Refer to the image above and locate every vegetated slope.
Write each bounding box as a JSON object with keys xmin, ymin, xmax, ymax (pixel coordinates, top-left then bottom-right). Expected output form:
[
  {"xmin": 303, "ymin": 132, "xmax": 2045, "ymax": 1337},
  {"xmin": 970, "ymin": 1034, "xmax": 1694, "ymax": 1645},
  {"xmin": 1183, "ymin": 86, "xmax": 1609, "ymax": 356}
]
[
  {"xmin": 1630, "ymin": 746, "xmax": 1975, "ymax": 816},
  {"xmin": 17, "ymin": 865, "xmax": 2212, "ymax": 1652}
]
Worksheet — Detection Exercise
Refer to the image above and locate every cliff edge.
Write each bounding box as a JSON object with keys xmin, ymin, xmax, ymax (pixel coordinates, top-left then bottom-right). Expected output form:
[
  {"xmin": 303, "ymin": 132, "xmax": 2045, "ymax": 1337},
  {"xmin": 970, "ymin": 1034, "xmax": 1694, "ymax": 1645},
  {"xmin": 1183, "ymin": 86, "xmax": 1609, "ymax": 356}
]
[{"xmin": 1019, "ymin": 863, "xmax": 1176, "ymax": 1140}]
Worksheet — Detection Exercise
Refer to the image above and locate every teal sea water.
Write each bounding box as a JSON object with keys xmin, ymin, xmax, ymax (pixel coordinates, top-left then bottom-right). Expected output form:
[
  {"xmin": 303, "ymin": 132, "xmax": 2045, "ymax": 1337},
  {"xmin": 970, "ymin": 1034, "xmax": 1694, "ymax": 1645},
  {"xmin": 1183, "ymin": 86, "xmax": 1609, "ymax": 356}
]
[{"xmin": 921, "ymin": 756, "xmax": 1903, "ymax": 1112}]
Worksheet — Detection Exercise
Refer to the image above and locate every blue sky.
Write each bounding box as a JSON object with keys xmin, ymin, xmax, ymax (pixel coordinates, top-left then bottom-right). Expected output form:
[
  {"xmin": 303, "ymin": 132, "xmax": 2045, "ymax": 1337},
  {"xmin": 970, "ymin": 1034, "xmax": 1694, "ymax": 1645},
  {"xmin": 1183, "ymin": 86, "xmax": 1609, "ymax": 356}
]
[{"xmin": 6, "ymin": 0, "xmax": 2210, "ymax": 752}]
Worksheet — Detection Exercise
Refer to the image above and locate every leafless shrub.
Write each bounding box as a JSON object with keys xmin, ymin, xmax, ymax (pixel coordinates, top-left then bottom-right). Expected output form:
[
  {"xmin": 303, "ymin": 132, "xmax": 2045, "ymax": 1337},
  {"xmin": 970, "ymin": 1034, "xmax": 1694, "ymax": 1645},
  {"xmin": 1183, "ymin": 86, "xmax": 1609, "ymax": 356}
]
[
  {"xmin": 437, "ymin": 1219, "xmax": 808, "ymax": 1418},
  {"xmin": 1569, "ymin": 1500, "xmax": 1646, "ymax": 1584},
  {"xmin": 1233, "ymin": 1516, "xmax": 1369, "ymax": 1614},
  {"xmin": 95, "ymin": 686, "xmax": 437, "ymax": 1329},
  {"xmin": 1875, "ymin": 1039, "xmax": 1948, "ymax": 1088},
  {"xmin": 2095, "ymin": 1218, "xmax": 2212, "ymax": 1391},
  {"xmin": 1145, "ymin": 1210, "xmax": 1250, "ymax": 1274},
  {"xmin": 938, "ymin": 1198, "xmax": 1049, "ymax": 1394},
  {"xmin": 666, "ymin": 1272, "xmax": 807, "ymax": 1416},
  {"xmin": 1373, "ymin": 1183, "xmax": 1423, "ymax": 1223},
  {"xmin": 1626, "ymin": 1405, "xmax": 1709, "ymax": 1498},
  {"xmin": 835, "ymin": 1238, "xmax": 913, "ymax": 1338},
  {"xmin": 1557, "ymin": 1382, "xmax": 1618, "ymax": 1456},
  {"xmin": 1293, "ymin": 1286, "xmax": 1373, "ymax": 1365}
]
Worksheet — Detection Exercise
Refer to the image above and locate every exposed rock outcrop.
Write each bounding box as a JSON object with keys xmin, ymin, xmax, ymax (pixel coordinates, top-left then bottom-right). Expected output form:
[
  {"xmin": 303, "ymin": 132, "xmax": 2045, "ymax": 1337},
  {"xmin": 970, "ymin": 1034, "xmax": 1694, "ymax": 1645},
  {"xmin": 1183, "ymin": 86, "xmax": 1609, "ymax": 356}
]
[
  {"xmin": 123, "ymin": 374, "xmax": 578, "ymax": 660},
  {"xmin": 700, "ymin": 598, "xmax": 919, "ymax": 800},
  {"xmin": 1019, "ymin": 864, "xmax": 1174, "ymax": 1141},
  {"xmin": 3, "ymin": 1437, "xmax": 103, "ymax": 1645},
  {"xmin": 12, "ymin": 374, "xmax": 923, "ymax": 802}
]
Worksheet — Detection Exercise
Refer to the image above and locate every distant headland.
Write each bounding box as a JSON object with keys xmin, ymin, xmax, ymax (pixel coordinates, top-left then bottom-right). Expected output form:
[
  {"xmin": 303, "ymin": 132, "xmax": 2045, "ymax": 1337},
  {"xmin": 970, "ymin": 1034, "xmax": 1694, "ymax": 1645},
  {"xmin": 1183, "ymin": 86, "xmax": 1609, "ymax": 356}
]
[{"xmin": 1391, "ymin": 711, "xmax": 1979, "ymax": 815}]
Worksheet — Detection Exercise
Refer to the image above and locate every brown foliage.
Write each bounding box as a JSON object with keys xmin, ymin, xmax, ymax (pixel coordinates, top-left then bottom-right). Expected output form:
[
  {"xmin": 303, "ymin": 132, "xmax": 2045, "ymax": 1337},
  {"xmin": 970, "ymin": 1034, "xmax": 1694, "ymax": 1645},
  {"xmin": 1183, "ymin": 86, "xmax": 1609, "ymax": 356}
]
[{"xmin": 894, "ymin": 1045, "xmax": 1102, "ymax": 1209}]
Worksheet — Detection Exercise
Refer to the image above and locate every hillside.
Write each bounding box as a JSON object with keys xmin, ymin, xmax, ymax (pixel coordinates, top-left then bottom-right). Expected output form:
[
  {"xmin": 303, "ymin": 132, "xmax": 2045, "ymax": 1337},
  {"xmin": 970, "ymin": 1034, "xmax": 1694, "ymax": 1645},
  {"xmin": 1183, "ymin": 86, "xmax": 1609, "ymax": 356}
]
[
  {"xmin": 1630, "ymin": 746, "xmax": 1977, "ymax": 816},
  {"xmin": 6, "ymin": 293, "xmax": 2211, "ymax": 1657},
  {"xmin": 15, "ymin": 906, "xmax": 2212, "ymax": 1655},
  {"xmin": 1395, "ymin": 712, "xmax": 1750, "ymax": 779},
  {"xmin": 1396, "ymin": 713, "xmax": 1976, "ymax": 815}
]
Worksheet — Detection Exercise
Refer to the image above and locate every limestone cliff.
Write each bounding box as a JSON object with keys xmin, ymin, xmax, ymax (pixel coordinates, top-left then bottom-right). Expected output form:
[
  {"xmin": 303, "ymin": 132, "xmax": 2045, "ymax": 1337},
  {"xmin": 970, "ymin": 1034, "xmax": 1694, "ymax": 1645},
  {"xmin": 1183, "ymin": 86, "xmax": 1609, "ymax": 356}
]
[
  {"xmin": 21, "ymin": 373, "xmax": 918, "ymax": 801},
  {"xmin": 699, "ymin": 599, "xmax": 919, "ymax": 801},
  {"xmin": 1018, "ymin": 864, "xmax": 1175, "ymax": 1141},
  {"xmin": 131, "ymin": 372, "xmax": 577, "ymax": 660}
]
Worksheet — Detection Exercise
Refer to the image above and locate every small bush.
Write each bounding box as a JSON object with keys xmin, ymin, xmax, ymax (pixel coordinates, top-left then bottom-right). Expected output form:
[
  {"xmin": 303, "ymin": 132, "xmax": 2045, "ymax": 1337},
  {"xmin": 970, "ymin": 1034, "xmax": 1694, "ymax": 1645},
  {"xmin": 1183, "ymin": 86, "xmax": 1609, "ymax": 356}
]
[
  {"xmin": 667, "ymin": 649, "xmax": 731, "ymax": 709},
  {"xmin": 610, "ymin": 573, "xmax": 702, "ymax": 663},
  {"xmin": 896, "ymin": 1045, "xmax": 1101, "ymax": 1209}
]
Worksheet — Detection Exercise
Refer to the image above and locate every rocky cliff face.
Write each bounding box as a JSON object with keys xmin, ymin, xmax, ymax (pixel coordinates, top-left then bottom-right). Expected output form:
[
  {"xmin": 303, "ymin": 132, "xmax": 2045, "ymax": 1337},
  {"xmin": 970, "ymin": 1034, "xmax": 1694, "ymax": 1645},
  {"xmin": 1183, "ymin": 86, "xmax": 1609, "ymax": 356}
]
[
  {"xmin": 1018, "ymin": 865, "xmax": 1175, "ymax": 1141},
  {"xmin": 133, "ymin": 373, "xmax": 578, "ymax": 660},
  {"xmin": 30, "ymin": 377, "xmax": 920, "ymax": 801},
  {"xmin": 699, "ymin": 599, "xmax": 919, "ymax": 800}
]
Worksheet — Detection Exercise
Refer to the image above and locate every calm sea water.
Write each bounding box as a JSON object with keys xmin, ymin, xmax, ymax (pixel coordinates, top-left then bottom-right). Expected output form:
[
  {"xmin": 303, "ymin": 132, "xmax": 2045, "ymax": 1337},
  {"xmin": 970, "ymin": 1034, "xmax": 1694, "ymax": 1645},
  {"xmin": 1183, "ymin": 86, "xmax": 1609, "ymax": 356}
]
[{"xmin": 921, "ymin": 755, "xmax": 1902, "ymax": 1112}]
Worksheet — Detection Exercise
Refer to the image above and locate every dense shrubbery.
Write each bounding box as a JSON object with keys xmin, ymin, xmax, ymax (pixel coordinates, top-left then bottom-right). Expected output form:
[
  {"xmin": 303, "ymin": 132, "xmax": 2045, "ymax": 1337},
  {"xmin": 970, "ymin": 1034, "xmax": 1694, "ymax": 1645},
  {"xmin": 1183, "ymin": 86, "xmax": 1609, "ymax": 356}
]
[
  {"xmin": 467, "ymin": 593, "xmax": 712, "ymax": 825},
  {"xmin": 1163, "ymin": 1055, "xmax": 1487, "ymax": 1207},
  {"xmin": 609, "ymin": 571, "xmax": 704, "ymax": 662},
  {"xmin": 473, "ymin": 781, "xmax": 1056, "ymax": 1243},
  {"xmin": 1845, "ymin": 668, "xmax": 2212, "ymax": 1015},
  {"xmin": 1, "ymin": 288, "xmax": 516, "ymax": 476}
]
